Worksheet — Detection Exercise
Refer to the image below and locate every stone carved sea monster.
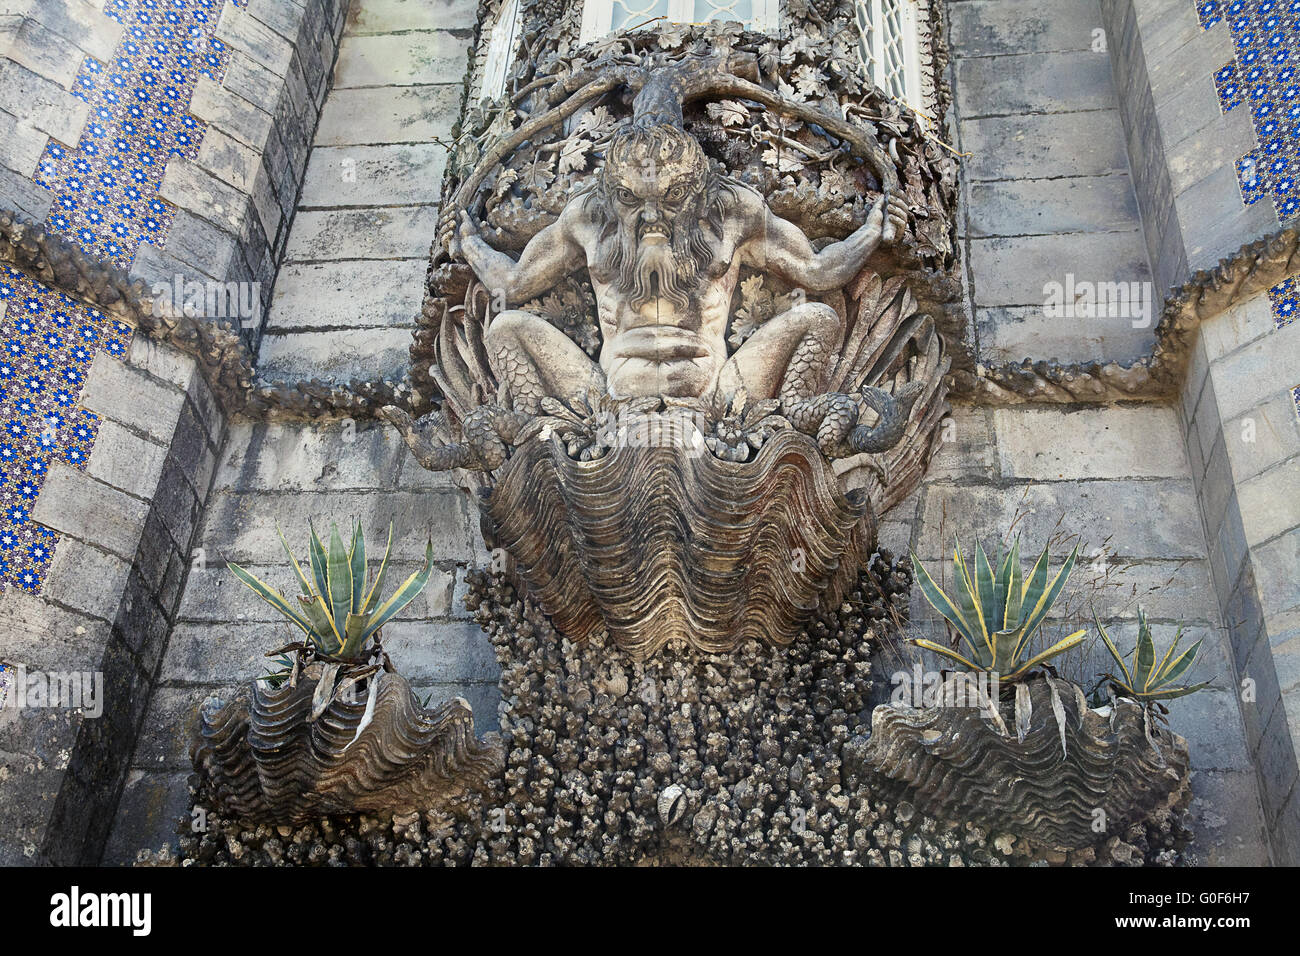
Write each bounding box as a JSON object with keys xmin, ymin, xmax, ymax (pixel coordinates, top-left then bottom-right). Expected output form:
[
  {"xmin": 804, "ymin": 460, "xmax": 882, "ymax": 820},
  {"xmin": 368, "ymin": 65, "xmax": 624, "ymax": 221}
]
[{"xmin": 384, "ymin": 52, "xmax": 950, "ymax": 657}]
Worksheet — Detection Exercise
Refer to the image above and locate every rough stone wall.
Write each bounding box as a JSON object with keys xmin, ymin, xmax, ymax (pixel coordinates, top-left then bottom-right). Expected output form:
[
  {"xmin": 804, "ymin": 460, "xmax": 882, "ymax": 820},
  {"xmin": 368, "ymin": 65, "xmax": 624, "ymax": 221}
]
[
  {"xmin": 255, "ymin": 0, "xmax": 477, "ymax": 383},
  {"xmin": 947, "ymin": 0, "xmax": 1154, "ymax": 366},
  {"xmin": 1180, "ymin": 290, "xmax": 1300, "ymax": 863},
  {"xmin": 0, "ymin": 338, "xmax": 224, "ymax": 864}
]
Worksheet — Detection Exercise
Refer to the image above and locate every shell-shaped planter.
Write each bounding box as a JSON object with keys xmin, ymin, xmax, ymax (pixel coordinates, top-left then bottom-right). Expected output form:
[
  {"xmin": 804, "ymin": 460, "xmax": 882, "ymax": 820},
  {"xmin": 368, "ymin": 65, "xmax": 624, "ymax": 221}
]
[
  {"xmin": 192, "ymin": 663, "xmax": 504, "ymax": 825},
  {"xmin": 486, "ymin": 423, "xmax": 873, "ymax": 659},
  {"xmin": 865, "ymin": 675, "xmax": 1190, "ymax": 851}
]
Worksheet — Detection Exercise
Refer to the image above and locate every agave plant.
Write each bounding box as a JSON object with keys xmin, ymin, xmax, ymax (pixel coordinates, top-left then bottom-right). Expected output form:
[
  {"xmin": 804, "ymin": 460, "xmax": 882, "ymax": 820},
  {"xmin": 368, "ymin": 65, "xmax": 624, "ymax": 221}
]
[
  {"xmin": 230, "ymin": 521, "xmax": 434, "ymax": 663},
  {"xmin": 909, "ymin": 536, "xmax": 1085, "ymax": 683},
  {"xmin": 1095, "ymin": 608, "xmax": 1213, "ymax": 704}
]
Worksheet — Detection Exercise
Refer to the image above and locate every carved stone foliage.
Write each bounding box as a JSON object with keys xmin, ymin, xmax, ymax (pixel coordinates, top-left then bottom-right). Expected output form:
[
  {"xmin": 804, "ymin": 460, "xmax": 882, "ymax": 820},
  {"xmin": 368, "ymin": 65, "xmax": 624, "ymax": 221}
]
[{"xmin": 192, "ymin": 662, "xmax": 504, "ymax": 825}]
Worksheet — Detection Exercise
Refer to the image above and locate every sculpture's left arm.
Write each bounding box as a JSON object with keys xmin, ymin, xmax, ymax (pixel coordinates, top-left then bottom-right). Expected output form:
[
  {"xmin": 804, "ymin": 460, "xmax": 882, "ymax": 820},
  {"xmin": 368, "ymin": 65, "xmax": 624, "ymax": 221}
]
[{"xmin": 742, "ymin": 192, "xmax": 908, "ymax": 292}]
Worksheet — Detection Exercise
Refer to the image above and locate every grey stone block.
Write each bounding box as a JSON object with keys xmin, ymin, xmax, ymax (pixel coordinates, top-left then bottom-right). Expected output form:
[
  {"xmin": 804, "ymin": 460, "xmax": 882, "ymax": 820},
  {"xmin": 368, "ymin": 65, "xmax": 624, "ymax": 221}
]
[
  {"xmin": 963, "ymin": 113, "xmax": 1132, "ymax": 185},
  {"xmin": 299, "ymin": 143, "xmax": 447, "ymax": 208},
  {"xmin": 85, "ymin": 419, "xmax": 168, "ymax": 499},
  {"xmin": 0, "ymin": 60, "xmax": 88, "ymax": 145},
  {"xmin": 345, "ymin": 0, "xmax": 479, "ymax": 35},
  {"xmin": 244, "ymin": 0, "xmax": 307, "ymax": 43},
  {"xmin": 216, "ymin": 5, "xmax": 294, "ymax": 76},
  {"xmin": 915, "ymin": 478, "xmax": 1210, "ymax": 561},
  {"xmin": 951, "ymin": 0, "xmax": 1105, "ymax": 57},
  {"xmin": 220, "ymin": 50, "xmax": 282, "ymax": 120},
  {"xmin": 1186, "ymin": 769, "xmax": 1271, "ymax": 865},
  {"xmin": 956, "ymin": 51, "xmax": 1118, "ymax": 118},
  {"xmin": 0, "ymin": 162, "xmax": 51, "ymax": 219},
  {"xmin": 256, "ymin": 327, "xmax": 418, "ymax": 382},
  {"xmin": 82, "ymin": 352, "xmax": 186, "ymax": 444},
  {"xmin": 992, "ymin": 405, "xmax": 1188, "ymax": 480},
  {"xmin": 383, "ymin": 619, "xmax": 498, "ymax": 683},
  {"xmin": 0, "ymin": 588, "xmax": 111, "ymax": 670},
  {"xmin": 214, "ymin": 421, "xmax": 407, "ymax": 492},
  {"xmin": 1254, "ymin": 529, "xmax": 1300, "ymax": 619},
  {"xmin": 265, "ymin": 258, "xmax": 425, "ymax": 331},
  {"xmin": 1256, "ymin": 701, "xmax": 1300, "ymax": 819},
  {"xmin": 282, "ymin": 205, "xmax": 439, "ymax": 261},
  {"xmin": 1236, "ymin": 460, "xmax": 1300, "ymax": 548},
  {"xmin": 2, "ymin": 16, "xmax": 82, "ymax": 87},
  {"xmin": 27, "ymin": 0, "xmax": 123, "ymax": 61},
  {"xmin": 1205, "ymin": 320, "xmax": 1300, "ymax": 426},
  {"xmin": 162, "ymin": 207, "xmax": 242, "ymax": 281},
  {"xmin": 967, "ymin": 174, "xmax": 1140, "ymax": 238},
  {"xmin": 42, "ymin": 537, "xmax": 131, "ymax": 622},
  {"xmin": 975, "ymin": 305, "xmax": 1156, "ymax": 365},
  {"xmin": 313, "ymin": 83, "xmax": 462, "ymax": 146},
  {"xmin": 189, "ymin": 77, "xmax": 275, "ymax": 151},
  {"xmin": 159, "ymin": 158, "xmax": 250, "ymax": 235},
  {"xmin": 126, "ymin": 336, "xmax": 197, "ymax": 391},
  {"xmin": 332, "ymin": 29, "xmax": 472, "ymax": 88},
  {"xmin": 198, "ymin": 488, "xmax": 473, "ymax": 563},
  {"xmin": 967, "ymin": 229, "xmax": 1151, "ymax": 307},
  {"xmin": 101, "ymin": 770, "xmax": 189, "ymax": 865},
  {"xmin": 32, "ymin": 465, "xmax": 149, "ymax": 560},
  {"xmin": 0, "ymin": 106, "xmax": 49, "ymax": 178}
]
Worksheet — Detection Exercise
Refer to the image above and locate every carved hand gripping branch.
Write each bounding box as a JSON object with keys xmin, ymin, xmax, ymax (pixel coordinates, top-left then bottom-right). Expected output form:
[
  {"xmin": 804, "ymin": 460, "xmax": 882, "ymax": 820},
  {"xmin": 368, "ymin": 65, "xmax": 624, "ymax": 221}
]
[{"xmin": 385, "ymin": 51, "xmax": 950, "ymax": 658}]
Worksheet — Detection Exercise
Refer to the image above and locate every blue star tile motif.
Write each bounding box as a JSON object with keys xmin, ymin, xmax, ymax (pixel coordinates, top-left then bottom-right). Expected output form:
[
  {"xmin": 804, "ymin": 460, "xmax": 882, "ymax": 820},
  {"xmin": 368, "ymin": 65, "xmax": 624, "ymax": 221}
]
[
  {"xmin": 32, "ymin": 0, "xmax": 245, "ymax": 270},
  {"xmin": 0, "ymin": 270, "xmax": 130, "ymax": 591},
  {"xmin": 1, "ymin": 0, "xmax": 243, "ymax": 592},
  {"xmin": 1203, "ymin": 1, "xmax": 1300, "ymax": 220}
]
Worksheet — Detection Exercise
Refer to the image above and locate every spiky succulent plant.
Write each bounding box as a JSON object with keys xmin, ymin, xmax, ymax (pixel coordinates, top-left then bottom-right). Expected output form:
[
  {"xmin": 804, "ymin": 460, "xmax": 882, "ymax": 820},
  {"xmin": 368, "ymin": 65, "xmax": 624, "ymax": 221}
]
[
  {"xmin": 910, "ymin": 536, "xmax": 1085, "ymax": 683},
  {"xmin": 230, "ymin": 521, "xmax": 434, "ymax": 662},
  {"xmin": 1095, "ymin": 608, "xmax": 1212, "ymax": 704}
]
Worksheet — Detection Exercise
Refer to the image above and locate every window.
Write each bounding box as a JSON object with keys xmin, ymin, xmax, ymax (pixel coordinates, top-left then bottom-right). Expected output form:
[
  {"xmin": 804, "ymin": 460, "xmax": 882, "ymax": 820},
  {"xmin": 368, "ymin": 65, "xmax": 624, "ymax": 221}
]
[
  {"xmin": 855, "ymin": 0, "xmax": 925, "ymax": 114},
  {"xmin": 578, "ymin": 0, "xmax": 780, "ymax": 44},
  {"xmin": 483, "ymin": 0, "xmax": 522, "ymax": 100}
]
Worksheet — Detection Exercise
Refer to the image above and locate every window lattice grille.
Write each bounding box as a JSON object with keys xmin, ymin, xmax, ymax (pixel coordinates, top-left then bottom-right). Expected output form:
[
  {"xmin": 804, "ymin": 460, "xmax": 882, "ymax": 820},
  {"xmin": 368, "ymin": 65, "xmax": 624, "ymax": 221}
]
[
  {"xmin": 855, "ymin": 0, "xmax": 925, "ymax": 114},
  {"xmin": 581, "ymin": 0, "xmax": 778, "ymax": 42}
]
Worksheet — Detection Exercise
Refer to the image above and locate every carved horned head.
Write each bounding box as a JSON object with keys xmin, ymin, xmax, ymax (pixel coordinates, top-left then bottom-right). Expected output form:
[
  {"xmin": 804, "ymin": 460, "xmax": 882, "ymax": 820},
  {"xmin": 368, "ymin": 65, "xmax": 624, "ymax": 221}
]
[{"xmin": 591, "ymin": 123, "xmax": 729, "ymax": 309}]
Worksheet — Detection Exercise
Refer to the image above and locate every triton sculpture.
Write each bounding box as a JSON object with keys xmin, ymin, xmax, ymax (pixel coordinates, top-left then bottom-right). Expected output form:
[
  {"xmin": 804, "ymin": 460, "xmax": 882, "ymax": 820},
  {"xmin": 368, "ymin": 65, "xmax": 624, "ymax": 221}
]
[{"xmin": 383, "ymin": 52, "xmax": 950, "ymax": 655}]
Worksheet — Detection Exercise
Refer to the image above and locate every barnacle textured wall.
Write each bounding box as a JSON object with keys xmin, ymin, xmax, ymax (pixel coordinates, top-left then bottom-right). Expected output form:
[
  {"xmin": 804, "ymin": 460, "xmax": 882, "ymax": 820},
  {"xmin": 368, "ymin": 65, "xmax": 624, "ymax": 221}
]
[{"xmin": 178, "ymin": 564, "xmax": 1194, "ymax": 866}]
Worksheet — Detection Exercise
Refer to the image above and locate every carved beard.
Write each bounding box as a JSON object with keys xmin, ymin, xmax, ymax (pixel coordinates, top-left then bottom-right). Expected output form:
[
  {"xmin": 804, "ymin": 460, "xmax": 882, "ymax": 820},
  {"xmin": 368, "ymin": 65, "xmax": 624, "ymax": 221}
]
[
  {"xmin": 595, "ymin": 194, "xmax": 715, "ymax": 311},
  {"xmin": 617, "ymin": 217, "xmax": 705, "ymax": 311}
]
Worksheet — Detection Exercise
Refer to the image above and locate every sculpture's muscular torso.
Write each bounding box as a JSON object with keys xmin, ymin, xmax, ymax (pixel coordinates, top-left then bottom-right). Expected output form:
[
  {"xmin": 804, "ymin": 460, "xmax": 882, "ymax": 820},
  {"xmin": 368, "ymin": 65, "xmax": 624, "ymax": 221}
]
[{"xmin": 454, "ymin": 123, "xmax": 907, "ymax": 417}]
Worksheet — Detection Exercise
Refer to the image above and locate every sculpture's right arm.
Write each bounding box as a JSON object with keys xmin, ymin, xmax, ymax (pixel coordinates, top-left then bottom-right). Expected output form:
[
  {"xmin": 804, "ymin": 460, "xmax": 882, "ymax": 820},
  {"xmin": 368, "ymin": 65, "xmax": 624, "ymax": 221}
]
[{"xmin": 458, "ymin": 206, "xmax": 585, "ymax": 306}]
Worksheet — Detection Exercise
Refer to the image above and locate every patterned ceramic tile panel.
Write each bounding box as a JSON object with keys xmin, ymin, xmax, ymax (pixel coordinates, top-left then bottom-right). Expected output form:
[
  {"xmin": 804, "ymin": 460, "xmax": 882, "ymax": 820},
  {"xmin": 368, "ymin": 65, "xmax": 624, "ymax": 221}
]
[
  {"xmin": 33, "ymin": 0, "xmax": 241, "ymax": 269},
  {"xmin": 1202, "ymin": 1, "xmax": 1300, "ymax": 220},
  {"xmin": 0, "ymin": 0, "xmax": 240, "ymax": 591}
]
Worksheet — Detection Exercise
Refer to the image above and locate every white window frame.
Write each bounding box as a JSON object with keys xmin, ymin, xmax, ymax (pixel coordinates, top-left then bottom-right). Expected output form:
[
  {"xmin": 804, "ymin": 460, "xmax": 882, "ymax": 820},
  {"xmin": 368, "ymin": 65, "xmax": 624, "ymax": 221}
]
[
  {"xmin": 855, "ymin": 0, "xmax": 926, "ymax": 119},
  {"xmin": 579, "ymin": 0, "xmax": 779, "ymax": 44},
  {"xmin": 482, "ymin": 0, "xmax": 523, "ymax": 100}
]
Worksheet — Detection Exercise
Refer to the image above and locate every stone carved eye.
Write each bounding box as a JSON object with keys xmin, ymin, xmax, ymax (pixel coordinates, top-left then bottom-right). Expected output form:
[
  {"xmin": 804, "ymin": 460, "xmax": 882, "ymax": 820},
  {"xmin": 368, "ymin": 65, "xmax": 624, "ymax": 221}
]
[
  {"xmin": 616, "ymin": 187, "xmax": 636, "ymax": 204},
  {"xmin": 666, "ymin": 184, "xmax": 686, "ymax": 202}
]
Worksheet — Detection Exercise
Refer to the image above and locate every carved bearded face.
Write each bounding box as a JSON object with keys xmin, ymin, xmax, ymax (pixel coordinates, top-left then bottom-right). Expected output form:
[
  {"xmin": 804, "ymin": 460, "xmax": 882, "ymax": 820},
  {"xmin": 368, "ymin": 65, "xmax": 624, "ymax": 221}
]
[{"xmin": 595, "ymin": 125, "xmax": 715, "ymax": 310}]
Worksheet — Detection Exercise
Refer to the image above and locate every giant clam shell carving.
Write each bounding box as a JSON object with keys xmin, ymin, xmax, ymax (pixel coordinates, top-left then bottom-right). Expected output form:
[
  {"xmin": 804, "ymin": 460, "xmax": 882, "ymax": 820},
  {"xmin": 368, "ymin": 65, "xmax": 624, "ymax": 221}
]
[
  {"xmin": 192, "ymin": 664, "xmax": 504, "ymax": 824},
  {"xmin": 865, "ymin": 676, "xmax": 1190, "ymax": 851},
  {"xmin": 486, "ymin": 422, "xmax": 874, "ymax": 659}
]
